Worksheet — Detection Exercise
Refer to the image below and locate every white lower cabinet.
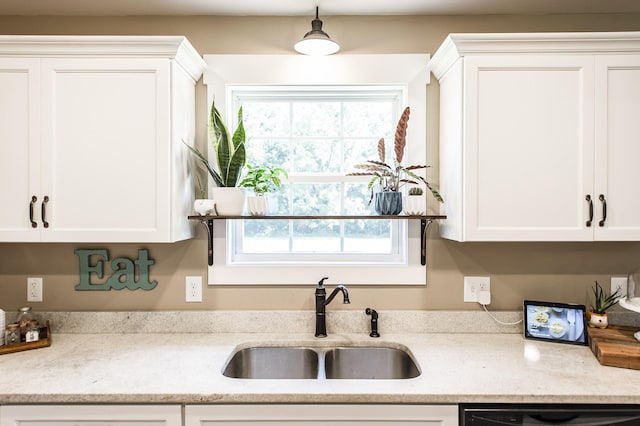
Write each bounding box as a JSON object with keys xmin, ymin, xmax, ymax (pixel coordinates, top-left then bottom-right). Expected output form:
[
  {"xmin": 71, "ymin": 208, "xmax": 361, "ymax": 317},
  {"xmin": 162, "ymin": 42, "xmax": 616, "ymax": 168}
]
[
  {"xmin": 185, "ymin": 404, "xmax": 458, "ymax": 426},
  {"xmin": 0, "ymin": 405, "xmax": 182, "ymax": 426}
]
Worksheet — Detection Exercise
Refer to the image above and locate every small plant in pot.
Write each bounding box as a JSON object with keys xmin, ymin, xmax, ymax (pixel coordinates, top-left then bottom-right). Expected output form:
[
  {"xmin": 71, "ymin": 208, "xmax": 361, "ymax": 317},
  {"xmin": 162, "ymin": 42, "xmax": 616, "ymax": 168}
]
[
  {"xmin": 347, "ymin": 106, "xmax": 443, "ymax": 215},
  {"xmin": 403, "ymin": 187, "xmax": 425, "ymax": 216},
  {"xmin": 184, "ymin": 102, "xmax": 247, "ymax": 216},
  {"xmin": 588, "ymin": 280, "xmax": 622, "ymax": 328},
  {"xmin": 239, "ymin": 164, "xmax": 288, "ymax": 216}
]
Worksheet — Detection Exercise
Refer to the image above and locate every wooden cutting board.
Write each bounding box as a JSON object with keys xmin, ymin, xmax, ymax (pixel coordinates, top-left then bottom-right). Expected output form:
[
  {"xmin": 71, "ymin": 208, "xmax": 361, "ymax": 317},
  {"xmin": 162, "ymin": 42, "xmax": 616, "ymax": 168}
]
[{"xmin": 589, "ymin": 325, "xmax": 640, "ymax": 370}]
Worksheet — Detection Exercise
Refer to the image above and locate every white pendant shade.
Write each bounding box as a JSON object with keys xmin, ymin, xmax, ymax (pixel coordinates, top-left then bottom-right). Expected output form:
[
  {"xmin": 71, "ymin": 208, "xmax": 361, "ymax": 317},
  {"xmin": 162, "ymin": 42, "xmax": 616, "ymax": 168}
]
[{"xmin": 294, "ymin": 7, "xmax": 340, "ymax": 55}]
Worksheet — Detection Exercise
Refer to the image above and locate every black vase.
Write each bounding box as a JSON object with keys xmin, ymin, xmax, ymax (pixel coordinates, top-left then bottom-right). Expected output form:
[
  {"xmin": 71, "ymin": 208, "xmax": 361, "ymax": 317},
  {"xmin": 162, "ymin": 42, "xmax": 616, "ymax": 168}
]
[{"xmin": 374, "ymin": 192, "xmax": 403, "ymax": 215}]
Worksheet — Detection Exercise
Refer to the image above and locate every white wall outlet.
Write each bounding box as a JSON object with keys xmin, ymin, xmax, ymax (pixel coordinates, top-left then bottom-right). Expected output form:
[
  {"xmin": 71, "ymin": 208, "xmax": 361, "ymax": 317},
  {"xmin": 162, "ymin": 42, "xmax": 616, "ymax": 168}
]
[
  {"xmin": 27, "ymin": 277, "xmax": 43, "ymax": 302},
  {"xmin": 611, "ymin": 276, "xmax": 627, "ymax": 299},
  {"xmin": 185, "ymin": 276, "xmax": 202, "ymax": 303},
  {"xmin": 463, "ymin": 276, "xmax": 490, "ymax": 303}
]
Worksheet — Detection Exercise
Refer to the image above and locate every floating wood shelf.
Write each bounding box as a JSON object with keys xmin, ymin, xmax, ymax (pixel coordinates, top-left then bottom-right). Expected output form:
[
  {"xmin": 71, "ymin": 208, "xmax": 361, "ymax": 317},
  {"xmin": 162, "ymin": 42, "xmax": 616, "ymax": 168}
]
[{"xmin": 188, "ymin": 215, "xmax": 447, "ymax": 267}]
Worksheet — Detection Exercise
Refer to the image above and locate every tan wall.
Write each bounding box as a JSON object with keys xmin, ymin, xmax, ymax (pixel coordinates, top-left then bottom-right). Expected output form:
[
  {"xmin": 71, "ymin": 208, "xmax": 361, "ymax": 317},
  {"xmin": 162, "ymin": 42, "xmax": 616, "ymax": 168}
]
[{"xmin": 1, "ymin": 14, "xmax": 640, "ymax": 312}]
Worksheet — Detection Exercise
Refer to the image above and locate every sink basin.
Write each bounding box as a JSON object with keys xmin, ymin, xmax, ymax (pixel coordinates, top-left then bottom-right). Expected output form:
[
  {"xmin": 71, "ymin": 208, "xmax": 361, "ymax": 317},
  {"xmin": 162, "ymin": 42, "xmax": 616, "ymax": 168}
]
[
  {"xmin": 222, "ymin": 347, "xmax": 319, "ymax": 379},
  {"xmin": 324, "ymin": 347, "xmax": 420, "ymax": 379},
  {"xmin": 222, "ymin": 344, "xmax": 420, "ymax": 380}
]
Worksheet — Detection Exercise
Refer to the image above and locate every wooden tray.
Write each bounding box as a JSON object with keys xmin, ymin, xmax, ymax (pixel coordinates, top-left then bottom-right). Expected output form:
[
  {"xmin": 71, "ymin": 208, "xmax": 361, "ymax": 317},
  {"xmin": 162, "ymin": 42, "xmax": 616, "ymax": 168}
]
[
  {"xmin": 0, "ymin": 320, "xmax": 51, "ymax": 355},
  {"xmin": 589, "ymin": 324, "xmax": 640, "ymax": 370}
]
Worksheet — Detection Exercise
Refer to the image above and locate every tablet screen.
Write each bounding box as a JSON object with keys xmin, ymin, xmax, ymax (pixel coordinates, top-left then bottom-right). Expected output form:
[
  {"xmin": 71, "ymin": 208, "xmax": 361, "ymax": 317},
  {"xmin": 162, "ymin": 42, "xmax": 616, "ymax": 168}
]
[{"xmin": 524, "ymin": 300, "xmax": 588, "ymax": 345}]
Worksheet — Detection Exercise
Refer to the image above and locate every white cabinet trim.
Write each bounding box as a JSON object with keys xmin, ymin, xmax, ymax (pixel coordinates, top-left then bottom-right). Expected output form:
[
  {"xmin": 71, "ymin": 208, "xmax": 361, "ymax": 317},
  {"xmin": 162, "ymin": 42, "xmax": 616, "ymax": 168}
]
[{"xmin": 430, "ymin": 31, "xmax": 640, "ymax": 79}]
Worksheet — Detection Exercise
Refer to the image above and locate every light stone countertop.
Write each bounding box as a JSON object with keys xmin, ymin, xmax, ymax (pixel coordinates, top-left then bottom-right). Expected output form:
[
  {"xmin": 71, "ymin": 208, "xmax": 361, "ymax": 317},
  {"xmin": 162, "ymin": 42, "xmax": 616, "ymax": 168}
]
[{"xmin": 1, "ymin": 310, "xmax": 640, "ymax": 405}]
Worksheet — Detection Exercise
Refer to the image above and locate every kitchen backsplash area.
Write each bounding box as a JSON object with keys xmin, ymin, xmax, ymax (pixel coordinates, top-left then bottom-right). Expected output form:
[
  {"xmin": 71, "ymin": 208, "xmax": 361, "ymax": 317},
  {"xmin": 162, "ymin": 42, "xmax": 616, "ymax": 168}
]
[{"xmin": 2, "ymin": 235, "xmax": 640, "ymax": 313}]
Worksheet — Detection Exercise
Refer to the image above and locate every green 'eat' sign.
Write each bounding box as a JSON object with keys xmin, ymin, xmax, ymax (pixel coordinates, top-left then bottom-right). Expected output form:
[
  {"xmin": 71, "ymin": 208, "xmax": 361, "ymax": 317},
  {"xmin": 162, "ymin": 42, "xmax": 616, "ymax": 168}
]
[{"xmin": 75, "ymin": 249, "xmax": 157, "ymax": 291}]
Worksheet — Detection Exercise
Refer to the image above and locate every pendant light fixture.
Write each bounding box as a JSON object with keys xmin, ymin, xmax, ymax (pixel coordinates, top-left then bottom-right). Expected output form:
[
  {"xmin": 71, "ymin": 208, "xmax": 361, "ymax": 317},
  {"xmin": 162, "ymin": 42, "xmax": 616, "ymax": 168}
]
[{"xmin": 294, "ymin": 7, "xmax": 340, "ymax": 56}]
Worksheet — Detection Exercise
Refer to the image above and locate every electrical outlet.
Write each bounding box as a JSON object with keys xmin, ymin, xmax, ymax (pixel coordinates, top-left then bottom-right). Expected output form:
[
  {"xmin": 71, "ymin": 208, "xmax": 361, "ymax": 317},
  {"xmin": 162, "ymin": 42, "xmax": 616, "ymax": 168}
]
[
  {"xmin": 185, "ymin": 276, "xmax": 202, "ymax": 303},
  {"xmin": 27, "ymin": 277, "xmax": 43, "ymax": 302},
  {"xmin": 463, "ymin": 276, "xmax": 490, "ymax": 303},
  {"xmin": 611, "ymin": 276, "xmax": 627, "ymax": 299}
]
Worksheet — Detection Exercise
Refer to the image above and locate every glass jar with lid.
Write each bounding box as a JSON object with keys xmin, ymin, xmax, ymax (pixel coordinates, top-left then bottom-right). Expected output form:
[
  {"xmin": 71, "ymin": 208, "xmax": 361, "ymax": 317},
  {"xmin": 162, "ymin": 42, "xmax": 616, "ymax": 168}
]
[
  {"xmin": 5, "ymin": 323, "xmax": 20, "ymax": 345},
  {"xmin": 15, "ymin": 307, "xmax": 34, "ymax": 342}
]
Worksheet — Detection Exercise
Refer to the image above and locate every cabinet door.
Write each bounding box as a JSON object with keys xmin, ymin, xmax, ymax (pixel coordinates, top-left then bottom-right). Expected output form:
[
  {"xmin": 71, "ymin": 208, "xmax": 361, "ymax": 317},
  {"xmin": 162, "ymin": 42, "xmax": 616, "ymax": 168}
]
[
  {"xmin": 0, "ymin": 405, "xmax": 182, "ymax": 426},
  {"xmin": 594, "ymin": 55, "xmax": 640, "ymax": 240},
  {"xmin": 185, "ymin": 404, "xmax": 458, "ymax": 426},
  {"xmin": 39, "ymin": 58, "xmax": 171, "ymax": 242},
  {"xmin": 461, "ymin": 55, "xmax": 595, "ymax": 241},
  {"xmin": 0, "ymin": 58, "xmax": 41, "ymax": 241}
]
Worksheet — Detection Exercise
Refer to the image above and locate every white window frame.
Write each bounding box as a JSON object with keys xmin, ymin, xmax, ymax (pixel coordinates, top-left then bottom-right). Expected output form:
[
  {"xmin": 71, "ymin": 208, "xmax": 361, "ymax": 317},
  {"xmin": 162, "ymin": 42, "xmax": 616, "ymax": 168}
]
[{"xmin": 203, "ymin": 54, "xmax": 431, "ymax": 285}]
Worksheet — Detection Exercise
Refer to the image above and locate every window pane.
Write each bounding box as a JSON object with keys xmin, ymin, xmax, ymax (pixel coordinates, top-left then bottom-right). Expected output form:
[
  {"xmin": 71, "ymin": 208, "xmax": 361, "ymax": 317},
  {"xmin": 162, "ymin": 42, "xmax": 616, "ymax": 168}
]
[
  {"xmin": 343, "ymin": 102, "xmax": 395, "ymax": 137},
  {"xmin": 243, "ymin": 102, "xmax": 290, "ymax": 137},
  {"xmin": 242, "ymin": 220, "xmax": 289, "ymax": 253},
  {"xmin": 344, "ymin": 219, "xmax": 392, "ymax": 253},
  {"xmin": 345, "ymin": 183, "xmax": 374, "ymax": 215},
  {"xmin": 292, "ymin": 183, "xmax": 341, "ymax": 215},
  {"xmin": 293, "ymin": 139, "xmax": 341, "ymax": 173},
  {"xmin": 292, "ymin": 102, "xmax": 340, "ymax": 137},
  {"xmin": 246, "ymin": 139, "xmax": 290, "ymax": 170},
  {"xmin": 344, "ymin": 138, "xmax": 389, "ymax": 171},
  {"xmin": 292, "ymin": 219, "xmax": 340, "ymax": 252}
]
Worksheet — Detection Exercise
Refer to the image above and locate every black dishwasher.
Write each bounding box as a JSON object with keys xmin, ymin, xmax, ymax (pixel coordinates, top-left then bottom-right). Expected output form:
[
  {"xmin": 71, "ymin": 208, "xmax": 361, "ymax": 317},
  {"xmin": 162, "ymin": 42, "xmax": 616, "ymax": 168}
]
[{"xmin": 460, "ymin": 404, "xmax": 640, "ymax": 425}]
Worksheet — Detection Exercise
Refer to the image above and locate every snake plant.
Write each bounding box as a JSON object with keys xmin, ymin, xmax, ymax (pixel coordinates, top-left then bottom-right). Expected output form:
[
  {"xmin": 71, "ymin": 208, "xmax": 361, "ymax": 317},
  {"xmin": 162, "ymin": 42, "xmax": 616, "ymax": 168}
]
[{"xmin": 184, "ymin": 102, "xmax": 246, "ymax": 187}]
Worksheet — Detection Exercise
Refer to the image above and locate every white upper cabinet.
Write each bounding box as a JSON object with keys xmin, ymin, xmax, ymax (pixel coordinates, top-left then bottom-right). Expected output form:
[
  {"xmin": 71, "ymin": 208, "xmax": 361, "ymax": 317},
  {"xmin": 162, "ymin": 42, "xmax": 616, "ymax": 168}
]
[
  {"xmin": 594, "ymin": 55, "xmax": 640, "ymax": 240},
  {"xmin": 430, "ymin": 32, "xmax": 640, "ymax": 241},
  {"xmin": 0, "ymin": 36, "xmax": 206, "ymax": 242}
]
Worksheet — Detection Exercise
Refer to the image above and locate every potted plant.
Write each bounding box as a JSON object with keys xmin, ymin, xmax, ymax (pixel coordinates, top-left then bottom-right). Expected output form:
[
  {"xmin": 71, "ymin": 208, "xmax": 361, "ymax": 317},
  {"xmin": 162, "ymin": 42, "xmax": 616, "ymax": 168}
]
[
  {"xmin": 403, "ymin": 187, "xmax": 425, "ymax": 216},
  {"xmin": 184, "ymin": 102, "xmax": 247, "ymax": 215},
  {"xmin": 347, "ymin": 106, "xmax": 443, "ymax": 215},
  {"xmin": 588, "ymin": 280, "xmax": 622, "ymax": 328},
  {"xmin": 239, "ymin": 164, "xmax": 288, "ymax": 216}
]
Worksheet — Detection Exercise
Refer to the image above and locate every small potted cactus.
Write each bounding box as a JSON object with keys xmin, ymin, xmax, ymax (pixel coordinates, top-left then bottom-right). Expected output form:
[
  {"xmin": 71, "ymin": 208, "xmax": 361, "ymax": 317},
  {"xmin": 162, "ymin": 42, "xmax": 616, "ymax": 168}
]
[{"xmin": 403, "ymin": 187, "xmax": 425, "ymax": 216}]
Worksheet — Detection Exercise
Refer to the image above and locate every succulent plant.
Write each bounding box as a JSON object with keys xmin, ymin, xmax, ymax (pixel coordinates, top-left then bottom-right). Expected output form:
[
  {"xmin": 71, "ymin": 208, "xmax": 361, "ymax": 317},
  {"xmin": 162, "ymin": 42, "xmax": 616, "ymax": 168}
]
[
  {"xmin": 591, "ymin": 280, "xmax": 622, "ymax": 314},
  {"xmin": 408, "ymin": 187, "xmax": 423, "ymax": 196}
]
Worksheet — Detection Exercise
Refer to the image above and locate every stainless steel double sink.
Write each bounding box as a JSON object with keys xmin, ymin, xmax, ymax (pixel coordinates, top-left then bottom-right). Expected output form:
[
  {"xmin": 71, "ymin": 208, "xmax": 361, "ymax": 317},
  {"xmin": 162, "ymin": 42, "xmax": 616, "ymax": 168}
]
[{"xmin": 222, "ymin": 344, "xmax": 420, "ymax": 380}]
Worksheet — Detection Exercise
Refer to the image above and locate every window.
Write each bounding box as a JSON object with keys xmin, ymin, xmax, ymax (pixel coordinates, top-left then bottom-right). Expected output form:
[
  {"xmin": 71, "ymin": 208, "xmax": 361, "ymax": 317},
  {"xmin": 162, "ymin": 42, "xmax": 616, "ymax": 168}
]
[
  {"xmin": 230, "ymin": 86, "xmax": 406, "ymax": 264},
  {"xmin": 204, "ymin": 54, "xmax": 431, "ymax": 285}
]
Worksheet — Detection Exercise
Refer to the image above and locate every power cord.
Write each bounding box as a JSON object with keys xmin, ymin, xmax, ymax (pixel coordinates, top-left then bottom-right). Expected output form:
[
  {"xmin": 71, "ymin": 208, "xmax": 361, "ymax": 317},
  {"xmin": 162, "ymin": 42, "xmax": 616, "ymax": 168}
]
[{"xmin": 480, "ymin": 303, "xmax": 523, "ymax": 326}]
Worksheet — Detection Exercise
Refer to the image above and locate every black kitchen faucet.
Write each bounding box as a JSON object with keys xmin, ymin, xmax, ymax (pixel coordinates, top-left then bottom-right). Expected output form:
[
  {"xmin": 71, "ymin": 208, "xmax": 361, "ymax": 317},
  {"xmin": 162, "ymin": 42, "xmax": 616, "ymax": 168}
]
[{"xmin": 315, "ymin": 277, "xmax": 350, "ymax": 337}]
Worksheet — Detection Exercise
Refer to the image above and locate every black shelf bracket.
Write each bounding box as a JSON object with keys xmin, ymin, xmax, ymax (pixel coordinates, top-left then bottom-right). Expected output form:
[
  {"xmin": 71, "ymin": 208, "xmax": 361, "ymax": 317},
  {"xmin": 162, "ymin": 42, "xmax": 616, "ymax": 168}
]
[
  {"xmin": 420, "ymin": 219, "xmax": 434, "ymax": 266},
  {"xmin": 196, "ymin": 218, "xmax": 215, "ymax": 266},
  {"xmin": 189, "ymin": 215, "xmax": 445, "ymax": 268}
]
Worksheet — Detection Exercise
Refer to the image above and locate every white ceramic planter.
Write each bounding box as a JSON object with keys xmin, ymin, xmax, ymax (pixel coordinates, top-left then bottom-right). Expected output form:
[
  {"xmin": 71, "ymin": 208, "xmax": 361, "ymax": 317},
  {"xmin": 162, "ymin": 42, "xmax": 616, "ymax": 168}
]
[
  {"xmin": 211, "ymin": 187, "xmax": 245, "ymax": 216},
  {"xmin": 403, "ymin": 196, "xmax": 425, "ymax": 215},
  {"xmin": 247, "ymin": 195, "xmax": 269, "ymax": 216}
]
